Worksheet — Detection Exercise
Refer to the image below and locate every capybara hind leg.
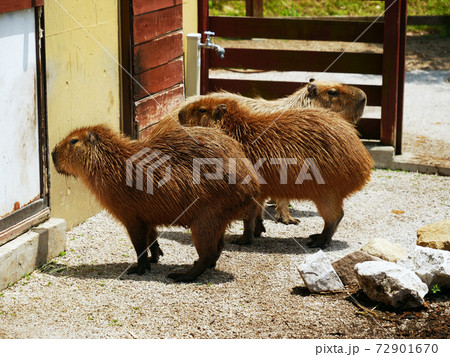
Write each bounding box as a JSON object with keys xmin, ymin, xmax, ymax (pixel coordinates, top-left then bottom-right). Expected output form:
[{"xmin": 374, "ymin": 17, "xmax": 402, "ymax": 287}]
[
  {"xmin": 168, "ymin": 222, "xmax": 226, "ymax": 282},
  {"xmin": 146, "ymin": 227, "xmax": 164, "ymax": 263},
  {"xmin": 275, "ymin": 199, "xmax": 299, "ymax": 225},
  {"xmin": 232, "ymin": 202, "xmax": 261, "ymax": 245},
  {"xmin": 253, "ymin": 214, "xmax": 266, "ymax": 237},
  {"xmin": 308, "ymin": 207, "xmax": 344, "ymax": 249},
  {"xmin": 126, "ymin": 222, "xmax": 151, "ymax": 275}
]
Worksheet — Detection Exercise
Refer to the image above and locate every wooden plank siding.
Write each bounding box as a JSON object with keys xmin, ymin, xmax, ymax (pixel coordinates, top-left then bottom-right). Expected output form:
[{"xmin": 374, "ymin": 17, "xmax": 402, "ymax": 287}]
[
  {"xmin": 0, "ymin": 0, "xmax": 44, "ymax": 15},
  {"xmin": 130, "ymin": 1, "xmax": 184, "ymax": 138}
]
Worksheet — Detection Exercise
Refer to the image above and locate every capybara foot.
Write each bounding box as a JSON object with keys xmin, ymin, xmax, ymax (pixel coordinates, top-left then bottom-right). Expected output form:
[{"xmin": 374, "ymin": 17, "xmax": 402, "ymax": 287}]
[
  {"xmin": 149, "ymin": 244, "xmax": 164, "ymax": 263},
  {"xmin": 127, "ymin": 260, "xmax": 151, "ymax": 275},
  {"xmin": 275, "ymin": 199, "xmax": 299, "ymax": 225},
  {"xmin": 253, "ymin": 218, "xmax": 266, "ymax": 238},
  {"xmin": 275, "ymin": 212, "xmax": 299, "ymax": 225},
  {"xmin": 307, "ymin": 233, "xmax": 331, "ymax": 249}
]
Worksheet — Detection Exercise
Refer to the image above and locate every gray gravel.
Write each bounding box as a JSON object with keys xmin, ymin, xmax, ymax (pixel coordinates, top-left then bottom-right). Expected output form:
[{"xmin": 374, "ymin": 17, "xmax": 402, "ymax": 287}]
[{"xmin": 0, "ymin": 170, "xmax": 448, "ymax": 338}]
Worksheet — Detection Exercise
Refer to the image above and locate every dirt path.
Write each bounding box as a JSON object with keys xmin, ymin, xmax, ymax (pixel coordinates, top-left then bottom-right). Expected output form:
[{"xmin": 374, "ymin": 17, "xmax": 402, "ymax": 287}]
[{"xmin": 0, "ymin": 170, "xmax": 448, "ymax": 338}]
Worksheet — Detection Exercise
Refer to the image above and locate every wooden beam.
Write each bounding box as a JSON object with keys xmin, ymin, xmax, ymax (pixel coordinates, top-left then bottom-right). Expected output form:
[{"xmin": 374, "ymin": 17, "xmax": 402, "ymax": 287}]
[
  {"xmin": 209, "ymin": 48, "xmax": 383, "ymax": 75},
  {"xmin": 209, "ymin": 16, "xmax": 384, "ymax": 43}
]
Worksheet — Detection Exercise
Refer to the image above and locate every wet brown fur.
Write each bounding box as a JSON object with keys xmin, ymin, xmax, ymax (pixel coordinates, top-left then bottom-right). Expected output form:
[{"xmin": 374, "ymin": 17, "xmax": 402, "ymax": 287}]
[
  {"xmin": 52, "ymin": 119, "xmax": 260, "ymax": 282},
  {"xmin": 178, "ymin": 97, "xmax": 373, "ymax": 248}
]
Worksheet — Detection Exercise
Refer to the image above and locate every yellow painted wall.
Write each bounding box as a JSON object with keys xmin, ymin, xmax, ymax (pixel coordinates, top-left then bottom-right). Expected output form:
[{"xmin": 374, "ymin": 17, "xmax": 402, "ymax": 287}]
[
  {"xmin": 45, "ymin": 0, "xmax": 120, "ymax": 229},
  {"xmin": 182, "ymin": 0, "xmax": 198, "ymax": 48},
  {"xmin": 182, "ymin": 0, "xmax": 198, "ymax": 80}
]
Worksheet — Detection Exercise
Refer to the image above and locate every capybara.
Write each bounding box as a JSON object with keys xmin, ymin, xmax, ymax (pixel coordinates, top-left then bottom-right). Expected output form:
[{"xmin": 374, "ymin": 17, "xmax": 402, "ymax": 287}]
[
  {"xmin": 178, "ymin": 97, "xmax": 373, "ymax": 248},
  {"xmin": 203, "ymin": 79, "xmax": 367, "ymax": 125},
  {"xmin": 196, "ymin": 79, "xmax": 367, "ymax": 225},
  {"xmin": 52, "ymin": 119, "xmax": 260, "ymax": 282}
]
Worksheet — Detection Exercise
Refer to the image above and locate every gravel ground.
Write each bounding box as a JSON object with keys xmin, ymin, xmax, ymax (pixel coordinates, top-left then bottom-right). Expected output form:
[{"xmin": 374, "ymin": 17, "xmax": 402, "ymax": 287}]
[{"xmin": 0, "ymin": 170, "xmax": 449, "ymax": 338}]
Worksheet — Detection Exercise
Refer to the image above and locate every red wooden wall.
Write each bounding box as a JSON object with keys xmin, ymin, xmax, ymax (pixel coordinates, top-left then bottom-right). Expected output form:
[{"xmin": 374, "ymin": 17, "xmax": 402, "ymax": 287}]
[{"xmin": 127, "ymin": 0, "xmax": 185, "ymax": 138}]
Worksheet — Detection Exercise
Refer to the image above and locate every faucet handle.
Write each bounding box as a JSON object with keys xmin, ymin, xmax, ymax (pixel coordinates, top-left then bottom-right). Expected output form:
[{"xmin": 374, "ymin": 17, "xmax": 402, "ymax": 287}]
[{"xmin": 204, "ymin": 31, "xmax": 215, "ymax": 37}]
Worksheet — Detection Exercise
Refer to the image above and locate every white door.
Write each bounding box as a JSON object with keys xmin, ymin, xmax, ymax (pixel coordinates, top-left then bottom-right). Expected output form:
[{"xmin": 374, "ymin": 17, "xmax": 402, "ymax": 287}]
[{"xmin": 0, "ymin": 8, "xmax": 45, "ymax": 241}]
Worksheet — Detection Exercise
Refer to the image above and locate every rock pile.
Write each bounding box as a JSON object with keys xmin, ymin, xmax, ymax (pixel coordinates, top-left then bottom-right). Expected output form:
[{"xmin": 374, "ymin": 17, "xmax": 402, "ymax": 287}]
[{"xmin": 298, "ymin": 219, "xmax": 450, "ymax": 309}]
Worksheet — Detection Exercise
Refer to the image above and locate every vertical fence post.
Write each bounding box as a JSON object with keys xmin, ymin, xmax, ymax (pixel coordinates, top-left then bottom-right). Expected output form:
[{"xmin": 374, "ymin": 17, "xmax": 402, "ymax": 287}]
[
  {"xmin": 396, "ymin": 0, "xmax": 407, "ymax": 155},
  {"xmin": 246, "ymin": 0, "xmax": 263, "ymax": 17},
  {"xmin": 381, "ymin": 0, "xmax": 401, "ymax": 149}
]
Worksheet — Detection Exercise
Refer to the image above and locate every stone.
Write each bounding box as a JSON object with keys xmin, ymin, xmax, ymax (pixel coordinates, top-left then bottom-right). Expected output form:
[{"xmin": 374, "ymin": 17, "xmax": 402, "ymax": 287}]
[
  {"xmin": 299, "ymin": 250, "xmax": 344, "ymax": 293},
  {"xmin": 355, "ymin": 261, "xmax": 429, "ymax": 309},
  {"xmin": 398, "ymin": 246, "xmax": 450, "ymax": 289},
  {"xmin": 361, "ymin": 238, "xmax": 408, "ymax": 262},
  {"xmin": 332, "ymin": 251, "xmax": 381, "ymax": 286},
  {"xmin": 417, "ymin": 219, "xmax": 450, "ymax": 251}
]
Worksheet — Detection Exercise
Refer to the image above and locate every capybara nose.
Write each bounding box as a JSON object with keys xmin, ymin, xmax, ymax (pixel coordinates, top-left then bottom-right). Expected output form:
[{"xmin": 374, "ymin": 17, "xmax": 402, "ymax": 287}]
[{"xmin": 51, "ymin": 148, "xmax": 58, "ymax": 166}]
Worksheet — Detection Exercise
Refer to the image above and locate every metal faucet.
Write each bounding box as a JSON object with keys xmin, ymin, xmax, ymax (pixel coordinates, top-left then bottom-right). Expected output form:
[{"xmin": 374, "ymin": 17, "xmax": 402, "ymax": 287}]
[{"xmin": 199, "ymin": 31, "xmax": 225, "ymax": 59}]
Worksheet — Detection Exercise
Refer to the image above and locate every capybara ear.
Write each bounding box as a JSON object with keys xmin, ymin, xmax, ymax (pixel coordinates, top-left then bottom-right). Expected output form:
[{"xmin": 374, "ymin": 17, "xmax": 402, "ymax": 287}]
[
  {"xmin": 87, "ymin": 131, "xmax": 98, "ymax": 144},
  {"xmin": 213, "ymin": 104, "xmax": 227, "ymax": 121},
  {"xmin": 307, "ymin": 83, "xmax": 318, "ymax": 98}
]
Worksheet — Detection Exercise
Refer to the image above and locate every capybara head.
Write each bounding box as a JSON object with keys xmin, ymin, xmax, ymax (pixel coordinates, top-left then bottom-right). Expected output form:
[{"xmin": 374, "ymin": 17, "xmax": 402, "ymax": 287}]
[
  {"xmin": 178, "ymin": 98, "xmax": 227, "ymax": 129},
  {"xmin": 52, "ymin": 125, "xmax": 118, "ymax": 178},
  {"xmin": 302, "ymin": 79, "xmax": 367, "ymax": 124}
]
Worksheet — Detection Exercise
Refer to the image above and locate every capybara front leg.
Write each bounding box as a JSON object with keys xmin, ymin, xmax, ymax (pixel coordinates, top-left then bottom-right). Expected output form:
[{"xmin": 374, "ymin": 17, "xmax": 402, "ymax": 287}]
[
  {"xmin": 126, "ymin": 222, "xmax": 151, "ymax": 275},
  {"xmin": 308, "ymin": 210, "xmax": 344, "ymax": 249},
  {"xmin": 275, "ymin": 199, "xmax": 299, "ymax": 225},
  {"xmin": 147, "ymin": 227, "xmax": 164, "ymax": 263}
]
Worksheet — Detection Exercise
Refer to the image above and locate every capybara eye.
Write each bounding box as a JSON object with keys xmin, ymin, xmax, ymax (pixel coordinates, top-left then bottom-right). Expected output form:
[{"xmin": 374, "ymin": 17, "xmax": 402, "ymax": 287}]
[
  {"xmin": 70, "ymin": 138, "xmax": 79, "ymax": 145},
  {"xmin": 199, "ymin": 107, "xmax": 207, "ymax": 114},
  {"xmin": 328, "ymin": 89, "xmax": 338, "ymax": 97}
]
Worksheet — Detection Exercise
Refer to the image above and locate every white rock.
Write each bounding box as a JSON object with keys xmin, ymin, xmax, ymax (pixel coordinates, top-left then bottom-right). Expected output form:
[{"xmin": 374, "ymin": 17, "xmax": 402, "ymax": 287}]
[
  {"xmin": 355, "ymin": 261, "xmax": 429, "ymax": 309},
  {"xmin": 299, "ymin": 250, "xmax": 344, "ymax": 293},
  {"xmin": 398, "ymin": 246, "xmax": 450, "ymax": 289},
  {"xmin": 361, "ymin": 238, "xmax": 408, "ymax": 262}
]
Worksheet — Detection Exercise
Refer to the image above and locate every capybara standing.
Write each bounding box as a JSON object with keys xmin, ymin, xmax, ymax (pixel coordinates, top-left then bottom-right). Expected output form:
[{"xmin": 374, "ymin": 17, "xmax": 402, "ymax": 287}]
[
  {"xmin": 178, "ymin": 97, "xmax": 373, "ymax": 248},
  {"xmin": 198, "ymin": 79, "xmax": 367, "ymax": 224},
  {"xmin": 52, "ymin": 119, "xmax": 260, "ymax": 282}
]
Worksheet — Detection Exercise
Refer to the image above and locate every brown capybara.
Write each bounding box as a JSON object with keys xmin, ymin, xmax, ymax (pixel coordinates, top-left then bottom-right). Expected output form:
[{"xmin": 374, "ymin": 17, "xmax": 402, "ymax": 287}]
[
  {"xmin": 178, "ymin": 97, "xmax": 374, "ymax": 248},
  {"xmin": 204, "ymin": 79, "xmax": 367, "ymax": 125},
  {"xmin": 52, "ymin": 119, "xmax": 260, "ymax": 282},
  {"xmin": 197, "ymin": 79, "xmax": 367, "ymax": 225}
]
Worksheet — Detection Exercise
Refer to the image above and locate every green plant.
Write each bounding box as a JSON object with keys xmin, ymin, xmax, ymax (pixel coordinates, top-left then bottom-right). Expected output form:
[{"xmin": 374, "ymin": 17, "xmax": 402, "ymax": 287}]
[{"xmin": 431, "ymin": 284, "xmax": 441, "ymax": 294}]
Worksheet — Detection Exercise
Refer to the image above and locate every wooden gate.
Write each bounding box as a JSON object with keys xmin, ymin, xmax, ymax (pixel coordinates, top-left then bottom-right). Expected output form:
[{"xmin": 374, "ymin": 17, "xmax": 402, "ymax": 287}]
[
  {"xmin": 198, "ymin": 0, "xmax": 406, "ymax": 154},
  {"xmin": 120, "ymin": 0, "xmax": 185, "ymax": 139}
]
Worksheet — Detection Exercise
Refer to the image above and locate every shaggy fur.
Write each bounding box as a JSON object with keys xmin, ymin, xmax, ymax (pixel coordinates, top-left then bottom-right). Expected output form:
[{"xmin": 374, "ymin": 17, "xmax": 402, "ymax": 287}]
[
  {"xmin": 178, "ymin": 97, "xmax": 373, "ymax": 248},
  {"xmin": 52, "ymin": 119, "xmax": 260, "ymax": 282}
]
